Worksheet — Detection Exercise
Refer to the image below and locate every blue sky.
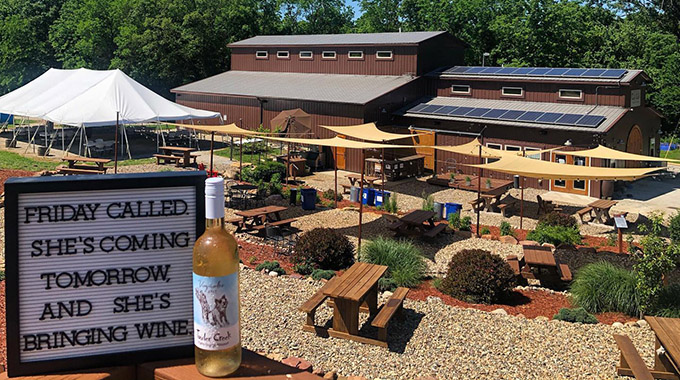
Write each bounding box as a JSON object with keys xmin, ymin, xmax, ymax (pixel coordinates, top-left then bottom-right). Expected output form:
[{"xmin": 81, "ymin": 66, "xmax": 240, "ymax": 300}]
[{"xmin": 347, "ymin": 0, "xmax": 362, "ymax": 19}]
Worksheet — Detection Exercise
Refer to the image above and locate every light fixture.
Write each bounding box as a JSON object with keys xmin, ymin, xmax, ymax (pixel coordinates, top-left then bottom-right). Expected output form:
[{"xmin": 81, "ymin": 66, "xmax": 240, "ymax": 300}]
[
  {"xmin": 482, "ymin": 52, "xmax": 490, "ymax": 67},
  {"xmin": 564, "ymin": 139, "xmax": 573, "ymax": 146}
]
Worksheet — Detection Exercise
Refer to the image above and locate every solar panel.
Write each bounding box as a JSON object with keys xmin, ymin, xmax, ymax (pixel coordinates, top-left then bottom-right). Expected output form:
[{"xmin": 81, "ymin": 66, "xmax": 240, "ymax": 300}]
[
  {"xmin": 576, "ymin": 115, "xmax": 606, "ymax": 127},
  {"xmin": 582, "ymin": 69, "xmax": 607, "ymax": 78},
  {"xmin": 602, "ymin": 69, "xmax": 627, "ymax": 78},
  {"xmin": 445, "ymin": 107, "xmax": 461, "ymax": 115},
  {"xmin": 420, "ymin": 105, "xmax": 443, "ymax": 113},
  {"xmin": 563, "ymin": 68, "xmax": 587, "ymax": 76},
  {"xmin": 545, "ymin": 68, "xmax": 569, "ymax": 76},
  {"xmin": 528, "ymin": 68, "xmax": 551, "ymax": 76},
  {"xmin": 511, "ymin": 67, "xmax": 534, "ymax": 75},
  {"xmin": 444, "ymin": 66, "xmax": 627, "ymax": 79},
  {"xmin": 444, "ymin": 66, "xmax": 468, "ymax": 74},
  {"xmin": 497, "ymin": 67, "xmax": 518, "ymax": 75},
  {"xmin": 536, "ymin": 113, "xmax": 563, "ymax": 123},
  {"xmin": 499, "ymin": 110, "xmax": 525, "ymax": 120},
  {"xmin": 466, "ymin": 108, "xmax": 492, "ymax": 117},
  {"xmin": 482, "ymin": 109, "xmax": 509, "ymax": 119},
  {"xmin": 434, "ymin": 106, "xmax": 458, "ymax": 115},
  {"xmin": 408, "ymin": 103, "xmax": 428, "ymax": 113},
  {"xmin": 556, "ymin": 114, "xmax": 583, "ymax": 125},
  {"xmin": 480, "ymin": 67, "xmax": 502, "ymax": 74},
  {"xmin": 517, "ymin": 111, "xmax": 543, "ymax": 121},
  {"xmin": 449, "ymin": 107, "xmax": 475, "ymax": 116},
  {"xmin": 465, "ymin": 67, "xmax": 487, "ymax": 74}
]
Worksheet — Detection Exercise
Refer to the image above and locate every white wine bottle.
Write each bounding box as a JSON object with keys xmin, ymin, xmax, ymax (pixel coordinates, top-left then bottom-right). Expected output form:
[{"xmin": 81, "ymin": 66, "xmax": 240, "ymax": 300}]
[{"xmin": 193, "ymin": 177, "xmax": 241, "ymax": 377}]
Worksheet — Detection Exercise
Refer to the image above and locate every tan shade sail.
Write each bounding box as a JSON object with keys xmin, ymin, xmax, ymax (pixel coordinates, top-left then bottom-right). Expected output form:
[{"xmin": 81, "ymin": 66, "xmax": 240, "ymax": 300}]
[
  {"xmin": 320, "ymin": 123, "xmax": 419, "ymax": 142},
  {"xmin": 434, "ymin": 140, "xmax": 562, "ymax": 159},
  {"xmin": 260, "ymin": 135, "xmax": 414, "ymax": 149},
  {"xmin": 553, "ymin": 145, "xmax": 675, "ymax": 163},
  {"xmin": 270, "ymin": 108, "xmax": 312, "ymax": 136},
  {"xmin": 178, "ymin": 123, "xmax": 262, "ymax": 136},
  {"xmin": 467, "ymin": 155, "xmax": 663, "ymax": 181}
]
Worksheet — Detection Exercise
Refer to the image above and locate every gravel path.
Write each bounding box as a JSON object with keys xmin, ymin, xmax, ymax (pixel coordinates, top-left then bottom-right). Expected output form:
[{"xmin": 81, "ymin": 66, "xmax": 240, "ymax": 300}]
[{"xmin": 240, "ymin": 266, "xmax": 654, "ymax": 380}]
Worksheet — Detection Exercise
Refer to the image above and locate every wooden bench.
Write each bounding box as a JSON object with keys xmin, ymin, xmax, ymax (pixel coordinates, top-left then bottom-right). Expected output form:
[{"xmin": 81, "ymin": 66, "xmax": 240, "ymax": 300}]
[
  {"xmin": 341, "ymin": 183, "xmax": 352, "ymax": 194},
  {"xmin": 153, "ymin": 153, "xmax": 181, "ymax": 165},
  {"xmin": 56, "ymin": 165, "xmax": 103, "ymax": 175},
  {"xmin": 470, "ymin": 198, "xmax": 484, "ymax": 212},
  {"xmin": 575, "ymin": 207, "xmax": 593, "ymax": 223},
  {"xmin": 190, "ymin": 152, "xmax": 200, "ymax": 165},
  {"xmin": 383, "ymin": 214, "xmax": 404, "ymax": 232},
  {"xmin": 371, "ymin": 287, "xmax": 409, "ymax": 342},
  {"xmin": 506, "ymin": 255, "xmax": 521, "ymax": 276},
  {"xmin": 613, "ymin": 334, "xmax": 655, "ymax": 380},
  {"xmin": 558, "ymin": 263, "xmax": 573, "ymax": 282},
  {"xmin": 423, "ymin": 223, "xmax": 446, "ymax": 238},
  {"xmin": 226, "ymin": 217, "xmax": 244, "ymax": 227},
  {"xmin": 497, "ymin": 200, "xmax": 517, "ymax": 217},
  {"xmin": 251, "ymin": 218, "xmax": 297, "ymax": 231},
  {"xmin": 299, "ymin": 277, "xmax": 340, "ymax": 331}
]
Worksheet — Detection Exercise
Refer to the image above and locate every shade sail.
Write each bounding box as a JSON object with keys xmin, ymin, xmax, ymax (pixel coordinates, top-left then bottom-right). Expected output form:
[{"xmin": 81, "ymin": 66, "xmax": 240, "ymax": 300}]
[
  {"xmin": 260, "ymin": 135, "xmax": 415, "ymax": 149},
  {"xmin": 553, "ymin": 145, "xmax": 675, "ymax": 163},
  {"xmin": 270, "ymin": 109, "xmax": 312, "ymax": 136},
  {"xmin": 320, "ymin": 123, "xmax": 416, "ymax": 142},
  {"xmin": 434, "ymin": 140, "xmax": 561, "ymax": 159},
  {"xmin": 173, "ymin": 123, "xmax": 262, "ymax": 136},
  {"xmin": 467, "ymin": 155, "xmax": 663, "ymax": 181},
  {"xmin": 0, "ymin": 68, "xmax": 219, "ymax": 127}
]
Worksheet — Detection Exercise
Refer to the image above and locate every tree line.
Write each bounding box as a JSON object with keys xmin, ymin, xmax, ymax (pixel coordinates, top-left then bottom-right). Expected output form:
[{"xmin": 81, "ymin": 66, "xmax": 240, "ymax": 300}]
[{"xmin": 0, "ymin": 0, "xmax": 678, "ymax": 132}]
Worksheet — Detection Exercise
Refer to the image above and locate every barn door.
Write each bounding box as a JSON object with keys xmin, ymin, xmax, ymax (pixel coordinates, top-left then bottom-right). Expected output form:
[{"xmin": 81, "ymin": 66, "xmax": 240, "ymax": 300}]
[
  {"xmin": 626, "ymin": 125, "xmax": 643, "ymax": 168},
  {"xmin": 411, "ymin": 129, "xmax": 435, "ymax": 171},
  {"xmin": 551, "ymin": 153, "xmax": 589, "ymax": 196},
  {"xmin": 334, "ymin": 134, "xmax": 346, "ymax": 170}
]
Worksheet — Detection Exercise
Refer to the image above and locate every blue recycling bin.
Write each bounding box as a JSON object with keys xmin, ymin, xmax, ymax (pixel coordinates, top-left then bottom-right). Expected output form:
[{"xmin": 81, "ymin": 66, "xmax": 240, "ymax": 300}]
[
  {"xmin": 300, "ymin": 188, "xmax": 317, "ymax": 210},
  {"xmin": 362, "ymin": 188, "xmax": 376, "ymax": 206},
  {"xmin": 375, "ymin": 191, "xmax": 391, "ymax": 206},
  {"xmin": 445, "ymin": 202, "xmax": 463, "ymax": 218}
]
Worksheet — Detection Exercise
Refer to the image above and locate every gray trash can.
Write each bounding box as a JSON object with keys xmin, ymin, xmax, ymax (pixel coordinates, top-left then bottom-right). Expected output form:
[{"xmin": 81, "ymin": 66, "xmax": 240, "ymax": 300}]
[
  {"xmin": 349, "ymin": 186, "xmax": 360, "ymax": 203},
  {"xmin": 433, "ymin": 201, "xmax": 444, "ymax": 220}
]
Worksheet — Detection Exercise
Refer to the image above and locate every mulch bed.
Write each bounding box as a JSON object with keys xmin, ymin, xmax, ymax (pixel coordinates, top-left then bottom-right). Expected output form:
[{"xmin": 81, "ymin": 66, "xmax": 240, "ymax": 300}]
[
  {"xmin": 0, "ymin": 169, "xmax": 36, "ymax": 193},
  {"xmin": 1, "ymin": 281, "xmax": 5, "ymax": 371}
]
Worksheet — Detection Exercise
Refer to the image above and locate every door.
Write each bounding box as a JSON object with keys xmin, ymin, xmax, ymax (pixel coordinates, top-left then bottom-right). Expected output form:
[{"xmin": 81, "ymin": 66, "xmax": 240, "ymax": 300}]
[
  {"xmin": 551, "ymin": 153, "xmax": 589, "ymax": 196},
  {"xmin": 335, "ymin": 134, "xmax": 346, "ymax": 170},
  {"xmin": 411, "ymin": 129, "xmax": 435, "ymax": 171},
  {"xmin": 626, "ymin": 125, "xmax": 643, "ymax": 168}
]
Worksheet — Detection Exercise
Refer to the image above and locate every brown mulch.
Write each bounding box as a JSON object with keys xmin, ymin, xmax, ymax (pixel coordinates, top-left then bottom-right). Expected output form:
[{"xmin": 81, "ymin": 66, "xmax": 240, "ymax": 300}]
[
  {"xmin": 1, "ymin": 281, "xmax": 5, "ymax": 371},
  {"xmin": 0, "ymin": 169, "xmax": 35, "ymax": 193}
]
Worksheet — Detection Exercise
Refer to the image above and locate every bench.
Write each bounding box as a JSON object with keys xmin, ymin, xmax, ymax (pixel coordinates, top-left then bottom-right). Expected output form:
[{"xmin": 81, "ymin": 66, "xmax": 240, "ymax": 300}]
[
  {"xmin": 506, "ymin": 255, "xmax": 521, "ymax": 275},
  {"xmin": 575, "ymin": 207, "xmax": 593, "ymax": 223},
  {"xmin": 226, "ymin": 217, "xmax": 243, "ymax": 227},
  {"xmin": 613, "ymin": 334, "xmax": 655, "ymax": 380},
  {"xmin": 341, "ymin": 183, "xmax": 352, "ymax": 194},
  {"xmin": 56, "ymin": 165, "xmax": 103, "ymax": 175},
  {"xmin": 383, "ymin": 214, "xmax": 404, "ymax": 232},
  {"xmin": 497, "ymin": 200, "xmax": 517, "ymax": 217},
  {"xmin": 371, "ymin": 287, "xmax": 409, "ymax": 342},
  {"xmin": 153, "ymin": 153, "xmax": 181, "ymax": 166},
  {"xmin": 299, "ymin": 277, "xmax": 340, "ymax": 331},
  {"xmin": 558, "ymin": 263, "xmax": 572, "ymax": 282},
  {"xmin": 470, "ymin": 198, "xmax": 484, "ymax": 212},
  {"xmin": 251, "ymin": 218, "xmax": 298, "ymax": 231},
  {"xmin": 423, "ymin": 223, "xmax": 446, "ymax": 238},
  {"xmin": 190, "ymin": 152, "xmax": 200, "ymax": 165}
]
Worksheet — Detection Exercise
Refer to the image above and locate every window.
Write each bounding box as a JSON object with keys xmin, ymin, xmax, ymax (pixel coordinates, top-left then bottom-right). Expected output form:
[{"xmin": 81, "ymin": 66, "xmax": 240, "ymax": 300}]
[
  {"xmin": 348, "ymin": 51, "xmax": 364, "ymax": 59},
  {"xmin": 322, "ymin": 51, "xmax": 337, "ymax": 59},
  {"xmin": 299, "ymin": 51, "xmax": 313, "ymax": 59},
  {"xmin": 505, "ymin": 145, "xmax": 521, "ymax": 152},
  {"xmin": 451, "ymin": 85, "xmax": 471, "ymax": 94},
  {"xmin": 486, "ymin": 143, "xmax": 502, "ymax": 163},
  {"xmin": 524, "ymin": 147, "xmax": 541, "ymax": 160},
  {"xmin": 574, "ymin": 156, "xmax": 587, "ymax": 190},
  {"xmin": 554, "ymin": 154, "xmax": 566, "ymax": 187},
  {"xmin": 276, "ymin": 51, "xmax": 290, "ymax": 59},
  {"xmin": 559, "ymin": 89, "xmax": 583, "ymax": 99},
  {"xmin": 502, "ymin": 87, "xmax": 523, "ymax": 97},
  {"xmin": 376, "ymin": 51, "xmax": 393, "ymax": 59},
  {"xmin": 255, "ymin": 51, "xmax": 268, "ymax": 59}
]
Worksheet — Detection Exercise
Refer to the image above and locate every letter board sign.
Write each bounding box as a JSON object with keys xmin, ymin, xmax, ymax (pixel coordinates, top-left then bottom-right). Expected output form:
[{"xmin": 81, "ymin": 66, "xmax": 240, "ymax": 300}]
[{"xmin": 4, "ymin": 172, "xmax": 205, "ymax": 377}]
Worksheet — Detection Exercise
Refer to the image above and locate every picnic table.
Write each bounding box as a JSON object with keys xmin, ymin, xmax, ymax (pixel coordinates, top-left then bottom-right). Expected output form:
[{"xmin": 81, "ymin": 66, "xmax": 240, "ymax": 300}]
[
  {"xmin": 388, "ymin": 210, "xmax": 447, "ymax": 238},
  {"xmin": 456, "ymin": 176, "xmax": 513, "ymax": 196},
  {"xmin": 614, "ymin": 317, "xmax": 680, "ymax": 379},
  {"xmin": 228, "ymin": 183, "xmax": 258, "ymax": 209},
  {"xmin": 588, "ymin": 199, "xmax": 618, "ymax": 224},
  {"xmin": 58, "ymin": 156, "xmax": 110, "ymax": 175},
  {"xmin": 158, "ymin": 146, "xmax": 197, "ymax": 167},
  {"xmin": 229, "ymin": 205, "xmax": 295, "ymax": 233},
  {"xmin": 517, "ymin": 245, "xmax": 572, "ymax": 283},
  {"xmin": 347, "ymin": 173, "xmax": 381, "ymax": 188}
]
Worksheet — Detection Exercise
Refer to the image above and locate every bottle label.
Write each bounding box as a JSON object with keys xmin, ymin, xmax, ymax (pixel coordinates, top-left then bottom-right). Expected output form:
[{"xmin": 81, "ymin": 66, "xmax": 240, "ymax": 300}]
[{"xmin": 193, "ymin": 272, "xmax": 240, "ymax": 351}]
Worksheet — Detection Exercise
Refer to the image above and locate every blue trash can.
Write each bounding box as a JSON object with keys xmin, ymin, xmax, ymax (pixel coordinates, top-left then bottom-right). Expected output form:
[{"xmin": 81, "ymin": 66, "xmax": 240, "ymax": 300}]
[
  {"xmin": 349, "ymin": 186, "xmax": 360, "ymax": 203},
  {"xmin": 375, "ymin": 191, "xmax": 391, "ymax": 207},
  {"xmin": 362, "ymin": 188, "xmax": 376, "ymax": 206},
  {"xmin": 433, "ymin": 202, "xmax": 444, "ymax": 220},
  {"xmin": 445, "ymin": 202, "xmax": 463, "ymax": 218},
  {"xmin": 301, "ymin": 188, "xmax": 317, "ymax": 210}
]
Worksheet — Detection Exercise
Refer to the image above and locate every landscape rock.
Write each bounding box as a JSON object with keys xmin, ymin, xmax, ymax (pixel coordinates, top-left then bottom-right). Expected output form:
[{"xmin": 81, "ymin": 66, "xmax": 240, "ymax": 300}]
[
  {"xmin": 426, "ymin": 296, "xmax": 442, "ymax": 303},
  {"xmin": 268, "ymin": 271, "xmax": 279, "ymax": 277},
  {"xmin": 491, "ymin": 308, "xmax": 508, "ymax": 315},
  {"xmin": 541, "ymin": 243, "xmax": 556, "ymax": 249},
  {"xmin": 637, "ymin": 319, "xmax": 649, "ymax": 328},
  {"xmin": 499, "ymin": 235, "xmax": 518, "ymax": 245},
  {"xmin": 481, "ymin": 234, "xmax": 494, "ymax": 240},
  {"xmin": 612, "ymin": 322, "xmax": 624, "ymax": 328},
  {"xmin": 535, "ymin": 316, "xmax": 550, "ymax": 322},
  {"xmin": 519, "ymin": 240, "xmax": 539, "ymax": 246},
  {"xmin": 282, "ymin": 357, "xmax": 313, "ymax": 372},
  {"xmin": 382, "ymin": 291, "xmax": 393, "ymax": 298},
  {"xmin": 625, "ymin": 321, "xmax": 639, "ymax": 328},
  {"xmin": 323, "ymin": 371, "xmax": 338, "ymax": 380},
  {"xmin": 266, "ymin": 194, "xmax": 284, "ymax": 205}
]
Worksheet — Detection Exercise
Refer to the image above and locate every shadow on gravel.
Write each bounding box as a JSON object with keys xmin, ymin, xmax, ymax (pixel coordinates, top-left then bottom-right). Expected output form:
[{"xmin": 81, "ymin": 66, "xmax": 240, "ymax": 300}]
[{"xmin": 498, "ymin": 290, "xmax": 531, "ymax": 306}]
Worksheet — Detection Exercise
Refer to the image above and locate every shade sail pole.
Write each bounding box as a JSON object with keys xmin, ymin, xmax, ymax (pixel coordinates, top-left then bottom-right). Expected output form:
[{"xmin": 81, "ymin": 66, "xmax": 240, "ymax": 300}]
[
  {"xmin": 114, "ymin": 112, "xmax": 119, "ymax": 173},
  {"xmin": 334, "ymin": 147, "xmax": 338, "ymax": 209},
  {"xmin": 476, "ymin": 141, "xmax": 482, "ymax": 237},
  {"xmin": 520, "ymin": 177, "xmax": 524, "ymax": 230},
  {"xmin": 210, "ymin": 131, "xmax": 215, "ymax": 175},
  {"xmin": 239, "ymin": 135, "xmax": 243, "ymax": 181},
  {"xmin": 358, "ymin": 149, "xmax": 365, "ymax": 254},
  {"xmin": 286, "ymin": 142, "xmax": 291, "ymax": 185},
  {"xmin": 381, "ymin": 146, "xmax": 386, "ymax": 203}
]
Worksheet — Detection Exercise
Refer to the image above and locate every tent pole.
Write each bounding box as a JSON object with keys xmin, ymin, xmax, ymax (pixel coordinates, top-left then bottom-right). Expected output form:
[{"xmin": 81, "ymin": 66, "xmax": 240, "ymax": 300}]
[
  {"xmin": 334, "ymin": 147, "xmax": 338, "ymax": 209},
  {"xmin": 123, "ymin": 124, "xmax": 131, "ymax": 159},
  {"xmin": 476, "ymin": 141, "xmax": 482, "ymax": 237},
  {"xmin": 114, "ymin": 112, "xmax": 119, "ymax": 173},
  {"xmin": 358, "ymin": 149, "xmax": 365, "ymax": 254},
  {"xmin": 286, "ymin": 142, "xmax": 291, "ymax": 185},
  {"xmin": 210, "ymin": 132, "xmax": 215, "ymax": 174},
  {"xmin": 62, "ymin": 127, "xmax": 65, "ymax": 152}
]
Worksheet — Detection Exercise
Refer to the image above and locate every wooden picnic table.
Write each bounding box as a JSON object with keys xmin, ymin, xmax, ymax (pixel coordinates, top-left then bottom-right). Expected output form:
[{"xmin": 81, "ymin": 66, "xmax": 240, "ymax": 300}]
[
  {"xmin": 159, "ymin": 146, "xmax": 197, "ymax": 167},
  {"xmin": 520, "ymin": 245, "xmax": 572, "ymax": 283},
  {"xmin": 480, "ymin": 193, "xmax": 502, "ymax": 212},
  {"xmin": 456, "ymin": 176, "xmax": 513, "ymax": 196},
  {"xmin": 62, "ymin": 156, "xmax": 110, "ymax": 170},
  {"xmin": 232, "ymin": 205, "xmax": 288, "ymax": 231},
  {"xmin": 58, "ymin": 156, "xmax": 110, "ymax": 175},
  {"xmin": 347, "ymin": 173, "xmax": 380, "ymax": 187},
  {"xmin": 588, "ymin": 199, "xmax": 618, "ymax": 224},
  {"xmin": 645, "ymin": 316, "xmax": 680, "ymax": 376},
  {"xmin": 323, "ymin": 262, "xmax": 387, "ymax": 342},
  {"xmin": 391, "ymin": 210, "xmax": 447, "ymax": 238}
]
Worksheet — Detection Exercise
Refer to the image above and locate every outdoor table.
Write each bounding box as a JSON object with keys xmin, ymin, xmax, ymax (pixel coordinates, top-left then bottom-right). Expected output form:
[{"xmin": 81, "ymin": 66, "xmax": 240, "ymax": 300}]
[
  {"xmin": 481, "ymin": 193, "xmax": 502, "ymax": 212},
  {"xmin": 61, "ymin": 156, "xmax": 111, "ymax": 172},
  {"xmin": 455, "ymin": 176, "xmax": 513, "ymax": 196},
  {"xmin": 393, "ymin": 209, "xmax": 443, "ymax": 237},
  {"xmin": 522, "ymin": 245, "xmax": 556, "ymax": 268},
  {"xmin": 644, "ymin": 316, "xmax": 680, "ymax": 376},
  {"xmin": 588, "ymin": 199, "xmax": 618, "ymax": 224},
  {"xmin": 347, "ymin": 173, "xmax": 380, "ymax": 187},
  {"xmin": 323, "ymin": 262, "xmax": 388, "ymax": 339},
  {"xmin": 159, "ymin": 145, "xmax": 197, "ymax": 167},
  {"xmin": 234, "ymin": 205, "xmax": 287, "ymax": 231},
  {"xmin": 229, "ymin": 183, "xmax": 259, "ymax": 209}
]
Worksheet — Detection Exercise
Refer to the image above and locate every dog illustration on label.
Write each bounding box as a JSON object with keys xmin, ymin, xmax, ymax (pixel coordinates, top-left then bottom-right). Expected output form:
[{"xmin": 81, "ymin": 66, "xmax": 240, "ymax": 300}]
[{"xmin": 195, "ymin": 289, "xmax": 230, "ymax": 327}]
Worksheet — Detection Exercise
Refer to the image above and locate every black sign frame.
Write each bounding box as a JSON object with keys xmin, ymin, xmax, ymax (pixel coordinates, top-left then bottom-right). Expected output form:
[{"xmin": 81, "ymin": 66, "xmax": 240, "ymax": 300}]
[{"xmin": 5, "ymin": 171, "xmax": 206, "ymax": 377}]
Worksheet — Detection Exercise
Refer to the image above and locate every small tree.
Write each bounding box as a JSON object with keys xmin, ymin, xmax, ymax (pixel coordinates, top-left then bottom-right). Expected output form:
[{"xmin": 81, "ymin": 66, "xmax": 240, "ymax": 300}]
[{"xmin": 421, "ymin": 191, "xmax": 434, "ymax": 211}]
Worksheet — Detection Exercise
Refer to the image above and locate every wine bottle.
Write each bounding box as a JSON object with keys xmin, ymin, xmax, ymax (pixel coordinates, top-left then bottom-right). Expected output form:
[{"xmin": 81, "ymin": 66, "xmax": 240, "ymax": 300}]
[{"xmin": 193, "ymin": 177, "xmax": 241, "ymax": 377}]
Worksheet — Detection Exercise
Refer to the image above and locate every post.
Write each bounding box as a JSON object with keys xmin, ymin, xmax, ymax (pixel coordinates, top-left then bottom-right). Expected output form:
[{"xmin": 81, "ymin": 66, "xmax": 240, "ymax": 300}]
[
  {"xmin": 618, "ymin": 227, "xmax": 623, "ymax": 254},
  {"xmin": 239, "ymin": 135, "xmax": 243, "ymax": 181},
  {"xmin": 230, "ymin": 136, "xmax": 234, "ymax": 160},
  {"xmin": 520, "ymin": 178, "xmax": 524, "ymax": 230},
  {"xmin": 114, "ymin": 112, "xmax": 119, "ymax": 173},
  {"xmin": 334, "ymin": 146, "xmax": 338, "ymax": 209},
  {"xmin": 476, "ymin": 141, "xmax": 482, "ymax": 237},
  {"xmin": 286, "ymin": 142, "xmax": 291, "ymax": 185},
  {"xmin": 381, "ymin": 147, "xmax": 386, "ymax": 201},
  {"xmin": 358, "ymin": 149, "xmax": 365, "ymax": 253},
  {"xmin": 210, "ymin": 131, "xmax": 215, "ymax": 175}
]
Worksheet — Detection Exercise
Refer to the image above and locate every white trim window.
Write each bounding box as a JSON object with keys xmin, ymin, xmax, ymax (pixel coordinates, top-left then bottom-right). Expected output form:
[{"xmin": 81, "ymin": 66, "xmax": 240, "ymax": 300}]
[
  {"xmin": 376, "ymin": 50, "xmax": 393, "ymax": 59},
  {"xmin": 524, "ymin": 147, "xmax": 541, "ymax": 160},
  {"xmin": 451, "ymin": 85, "xmax": 471, "ymax": 94},
  {"xmin": 255, "ymin": 51, "xmax": 268, "ymax": 59},
  {"xmin": 559, "ymin": 89, "xmax": 583, "ymax": 99},
  {"xmin": 299, "ymin": 51, "xmax": 313, "ymax": 59},
  {"xmin": 348, "ymin": 51, "xmax": 364, "ymax": 59},
  {"xmin": 486, "ymin": 143, "xmax": 502, "ymax": 163},
  {"xmin": 322, "ymin": 51, "xmax": 337, "ymax": 59},
  {"xmin": 504, "ymin": 145, "xmax": 521, "ymax": 152},
  {"xmin": 502, "ymin": 87, "xmax": 523, "ymax": 97},
  {"xmin": 276, "ymin": 51, "xmax": 290, "ymax": 59}
]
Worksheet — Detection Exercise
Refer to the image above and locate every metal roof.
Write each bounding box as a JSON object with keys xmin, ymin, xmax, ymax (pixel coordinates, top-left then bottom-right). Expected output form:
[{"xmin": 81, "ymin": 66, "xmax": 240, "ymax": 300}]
[
  {"xmin": 438, "ymin": 66, "xmax": 644, "ymax": 84},
  {"xmin": 397, "ymin": 97, "xmax": 628, "ymax": 132},
  {"xmin": 172, "ymin": 70, "xmax": 416, "ymax": 105},
  {"xmin": 228, "ymin": 31, "xmax": 446, "ymax": 47}
]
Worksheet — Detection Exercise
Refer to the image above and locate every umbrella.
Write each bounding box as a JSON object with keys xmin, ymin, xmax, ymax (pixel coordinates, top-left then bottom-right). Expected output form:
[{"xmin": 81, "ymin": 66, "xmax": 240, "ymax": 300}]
[{"xmin": 270, "ymin": 108, "xmax": 312, "ymax": 137}]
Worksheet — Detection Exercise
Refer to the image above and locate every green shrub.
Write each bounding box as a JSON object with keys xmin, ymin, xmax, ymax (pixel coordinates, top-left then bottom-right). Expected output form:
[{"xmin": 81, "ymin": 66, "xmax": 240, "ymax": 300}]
[
  {"xmin": 553, "ymin": 307, "xmax": 598, "ymax": 324},
  {"xmin": 606, "ymin": 233, "xmax": 617, "ymax": 247},
  {"xmin": 439, "ymin": 249, "xmax": 516, "ymax": 304},
  {"xmin": 322, "ymin": 189, "xmax": 342, "ymax": 201},
  {"xmin": 421, "ymin": 191, "xmax": 434, "ymax": 211},
  {"xmin": 526, "ymin": 224, "xmax": 581, "ymax": 246},
  {"xmin": 480, "ymin": 226, "xmax": 491, "ymax": 235},
  {"xmin": 267, "ymin": 173, "xmax": 283, "ymax": 195},
  {"xmin": 432, "ymin": 277, "xmax": 443, "ymax": 290},
  {"xmin": 255, "ymin": 261, "xmax": 286, "ymax": 275},
  {"xmin": 460, "ymin": 216, "xmax": 472, "ymax": 231},
  {"xmin": 293, "ymin": 263, "xmax": 314, "ymax": 275},
  {"xmin": 0, "ymin": 270, "xmax": 4, "ymax": 281},
  {"xmin": 360, "ymin": 237, "xmax": 427, "ymax": 290},
  {"xmin": 653, "ymin": 284, "xmax": 680, "ymax": 318},
  {"xmin": 500, "ymin": 221, "xmax": 515, "ymax": 237},
  {"xmin": 570, "ymin": 262, "xmax": 639, "ymax": 316},
  {"xmin": 448, "ymin": 211, "xmax": 461, "ymax": 229},
  {"xmin": 539, "ymin": 211, "xmax": 578, "ymax": 229},
  {"xmin": 384, "ymin": 193, "xmax": 398, "ymax": 214},
  {"xmin": 292, "ymin": 228, "xmax": 355, "ymax": 270},
  {"xmin": 670, "ymin": 211, "xmax": 680, "ymax": 243},
  {"xmin": 248, "ymin": 256, "xmax": 257, "ymax": 265},
  {"xmin": 311, "ymin": 269, "xmax": 336, "ymax": 281},
  {"xmin": 241, "ymin": 160, "xmax": 285, "ymax": 184}
]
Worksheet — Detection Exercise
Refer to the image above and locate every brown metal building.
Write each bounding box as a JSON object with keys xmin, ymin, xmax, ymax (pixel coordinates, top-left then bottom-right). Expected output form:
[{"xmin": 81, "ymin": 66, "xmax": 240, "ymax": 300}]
[{"xmin": 173, "ymin": 31, "xmax": 662, "ymax": 197}]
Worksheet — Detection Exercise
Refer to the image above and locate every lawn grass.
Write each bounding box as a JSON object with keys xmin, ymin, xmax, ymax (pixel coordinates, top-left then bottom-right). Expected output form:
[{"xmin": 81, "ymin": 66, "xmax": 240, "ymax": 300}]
[
  {"xmin": 0, "ymin": 150, "xmax": 59, "ymax": 171},
  {"xmin": 661, "ymin": 148, "xmax": 680, "ymax": 161},
  {"xmin": 116, "ymin": 157, "xmax": 156, "ymax": 166},
  {"xmin": 214, "ymin": 146, "xmax": 280, "ymax": 164}
]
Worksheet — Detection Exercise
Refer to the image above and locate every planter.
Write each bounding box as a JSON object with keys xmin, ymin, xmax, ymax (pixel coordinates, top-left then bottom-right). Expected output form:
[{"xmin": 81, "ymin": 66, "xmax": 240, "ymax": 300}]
[
  {"xmin": 37, "ymin": 146, "xmax": 48, "ymax": 156},
  {"xmin": 465, "ymin": 180, "xmax": 471, "ymax": 186},
  {"xmin": 4, "ymin": 139, "xmax": 16, "ymax": 148}
]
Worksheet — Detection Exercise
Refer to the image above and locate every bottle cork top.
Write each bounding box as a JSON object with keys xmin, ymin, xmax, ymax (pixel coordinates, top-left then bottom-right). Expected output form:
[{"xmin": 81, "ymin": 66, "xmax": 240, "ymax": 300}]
[{"xmin": 205, "ymin": 177, "xmax": 224, "ymax": 219}]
